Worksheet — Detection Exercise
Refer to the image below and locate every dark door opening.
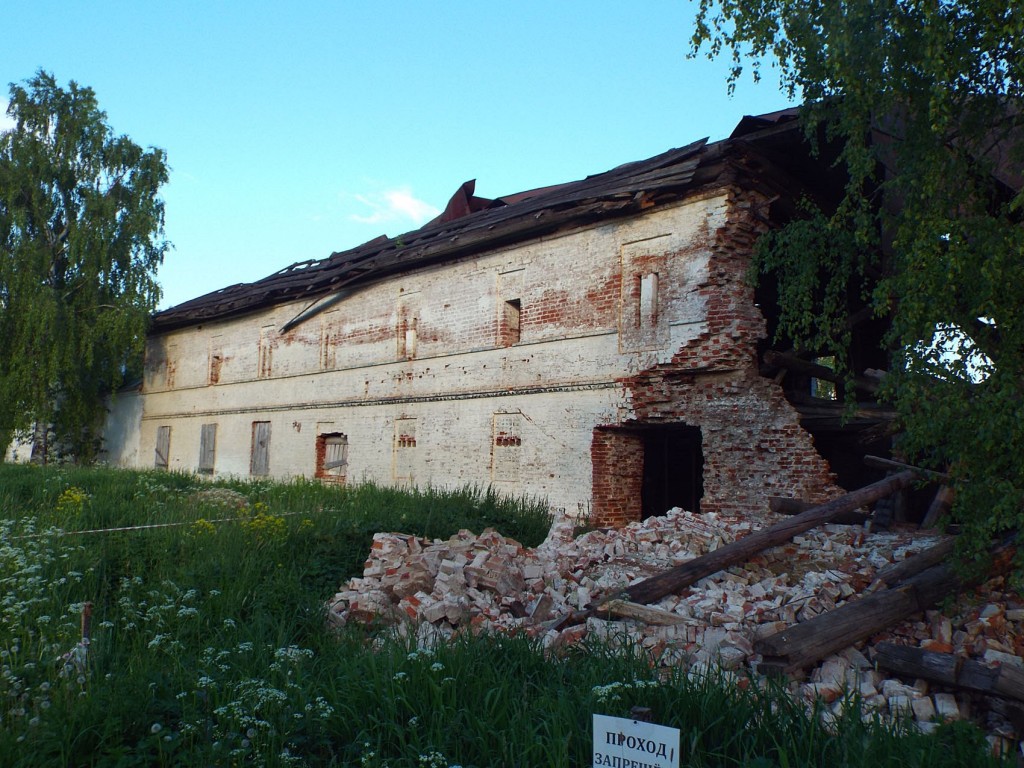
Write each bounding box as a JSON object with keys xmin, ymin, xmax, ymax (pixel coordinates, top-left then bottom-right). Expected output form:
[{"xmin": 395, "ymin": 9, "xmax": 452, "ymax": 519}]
[{"xmin": 642, "ymin": 425, "xmax": 704, "ymax": 518}]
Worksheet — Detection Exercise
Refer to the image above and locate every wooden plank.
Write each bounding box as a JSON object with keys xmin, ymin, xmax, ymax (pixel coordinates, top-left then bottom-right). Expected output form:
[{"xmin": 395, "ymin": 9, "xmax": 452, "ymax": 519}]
[
  {"xmin": 250, "ymin": 421, "xmax": 271, "ymax": 477},
  {"xmin": 199, "ymin": 423, "xmax": 217, "ymax": 472},
  {"xmin": 618, "ymin": 471, "xmax": 915, "ymax": 606},
  {"xmin": 597, "ymin": 599, "xmax": 689, "ymax": 626}
]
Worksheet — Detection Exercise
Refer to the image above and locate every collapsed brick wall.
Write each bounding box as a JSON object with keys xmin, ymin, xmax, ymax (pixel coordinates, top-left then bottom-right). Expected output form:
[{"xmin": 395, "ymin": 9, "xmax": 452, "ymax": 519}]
[{"xmin": 591, "ymin": 188, "xmax": 841, "ymax": 527}]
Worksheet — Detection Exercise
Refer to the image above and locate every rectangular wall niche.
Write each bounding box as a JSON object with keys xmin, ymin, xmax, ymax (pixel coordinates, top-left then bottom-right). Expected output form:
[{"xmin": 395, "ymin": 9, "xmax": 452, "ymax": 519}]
[
  {"xmin": 492, "ymin": 412, "xmax": 523, "ymax": 483},
  {"xmin": 154, "ymin": 426, "xmax": 171, "ymax": 470},
  {"xmin": 498, "ymin": 269, "xmax": 524, "ymax": 347},
  {"xmin": 208, "ymin": 336, "xmax": 223, "ymax": 385},
  {"xmin": 619, "ymin": 237, "xmax": 670, "ymax": 352},
  {"xmin": 319, "ymin": 311, "xmax": 339, "ymax": 371},
  {"xmin": 250, "ymin": 421, "xmax": 271, "ymax": 476},
  {"xmin": 394, "ymin": 418, "xmax": 417, "ymax": 485},
  {"xmin": 258, "ymin": 326, "xmax": 275, "ymax": 378},
  {"xmin": 198, "ymin": 423, "xmax": 217, "ymax": 475},
  {"xmin": 316, "ymin": 432, "xmax": 349, "ymax": 483}
]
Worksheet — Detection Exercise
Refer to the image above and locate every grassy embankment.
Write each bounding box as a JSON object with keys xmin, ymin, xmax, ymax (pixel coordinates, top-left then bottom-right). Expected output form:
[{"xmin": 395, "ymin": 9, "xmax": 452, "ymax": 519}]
[{"xmin": 0, "ymin": 464, "xmax": 1007, "ymax": 767}]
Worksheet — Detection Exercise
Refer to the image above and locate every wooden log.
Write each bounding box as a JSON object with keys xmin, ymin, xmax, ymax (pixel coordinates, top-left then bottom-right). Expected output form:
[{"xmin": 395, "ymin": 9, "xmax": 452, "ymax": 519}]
[
  {"xmin": 756, "ymin": 540, "xmax": 1015, "ymax": 674},
  {"xmin": 870, "ymin": 642, "xmax": 959, "ymax": 686},
  {"xmin": 768, "ymin": 496, "xmax": 869, "ymax": 525},
  {"xmin": 756, "ymin": 560, "xmax": 962, "ymax": 674},
  {"xmin": 609, "ymin": 471, "xmax": 915, "ymax": 607},
  {"xmin": 763, "ymin": 350, "xmax": 881, "ymax": 394},
  {"xmin": 873, "ymin": 642, "xmax": 1024, "ymax": 703},
  {"xmin": 921, "ymin": 485, "xmax": 955, "ymax": 529},
  {"xmin": 863, "ymin": 454, "xmax": 949, "ymax": 482},
  {"xmin": 872, "ymin": 538, "xmax": 956, "ymax": 586}
]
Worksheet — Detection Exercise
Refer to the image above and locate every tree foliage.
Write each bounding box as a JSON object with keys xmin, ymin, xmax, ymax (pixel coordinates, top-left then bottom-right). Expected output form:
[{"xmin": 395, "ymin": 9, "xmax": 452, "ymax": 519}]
[
  {"xmin": 0, "ymin": 70, "xmax": 168, "ymax": 460},
  {"xmin": 691, "ymin": 1, "xmax": 1024, "ymax": 574}
]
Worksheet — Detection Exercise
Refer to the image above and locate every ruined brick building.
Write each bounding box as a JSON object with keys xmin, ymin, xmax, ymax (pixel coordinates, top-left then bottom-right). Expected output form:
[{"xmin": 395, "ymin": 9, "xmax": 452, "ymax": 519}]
[{"xmin": 101, "ymin": 109, "xmax": 897, "ymax": 527}]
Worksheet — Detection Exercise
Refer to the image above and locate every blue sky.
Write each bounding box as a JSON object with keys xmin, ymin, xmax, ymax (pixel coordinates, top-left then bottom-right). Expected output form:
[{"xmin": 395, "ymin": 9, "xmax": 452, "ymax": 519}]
[{"xmin": 2, "ymin": 2, "xmax": 793, "ymax": 309}]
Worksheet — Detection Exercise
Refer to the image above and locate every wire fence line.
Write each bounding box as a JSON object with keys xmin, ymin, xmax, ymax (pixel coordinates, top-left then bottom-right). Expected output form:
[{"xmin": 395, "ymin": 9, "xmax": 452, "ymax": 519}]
[{"xmin": 10, "ymin": 510, "xmax": 318, "ymax": 539}]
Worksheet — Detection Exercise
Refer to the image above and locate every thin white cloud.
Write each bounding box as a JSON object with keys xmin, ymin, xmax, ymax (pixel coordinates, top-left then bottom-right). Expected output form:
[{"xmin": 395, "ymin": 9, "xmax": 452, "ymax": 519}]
[
  {"xmin": 348, "ymin": 186, "xmax": 440, "ymax": 226},
  {"xmin": 0, "ymin": 100, "xmax": 15, "ymax": 134}
]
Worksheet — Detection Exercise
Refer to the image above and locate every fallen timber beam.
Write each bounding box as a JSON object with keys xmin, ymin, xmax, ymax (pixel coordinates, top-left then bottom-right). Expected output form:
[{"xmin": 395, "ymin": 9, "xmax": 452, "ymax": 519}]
[
  {"xmin": 543, "ymin": 471, "xmax": 918, "ymax": 631},
  {"xmin": 756, "ymin": 561, "xmax": 962, "ymax": 675},
  {"xmin": 756, "ymin": 540, "xmax": 1015, "ymax": 675},
  {"xmin": 863, "ymin": 454, "xmax": 949, "ymax": 482},
  {"xmin": 768, "ymin": 496, "xmax": 869, "ymax": 525},
  {"xmin": 763, "ymin": 350, "xmax": 881, "ymax": 394},
  {"xmin": 614, "ymin": 471, "xmax": 915, "ymax": 607},
  {"xmin": 873, "ymin": 642, "xmax": 1024, "ymax": 704},
  {"xmin": 870, "ymin": 537, "xmax": 956, "ymax": 588}
]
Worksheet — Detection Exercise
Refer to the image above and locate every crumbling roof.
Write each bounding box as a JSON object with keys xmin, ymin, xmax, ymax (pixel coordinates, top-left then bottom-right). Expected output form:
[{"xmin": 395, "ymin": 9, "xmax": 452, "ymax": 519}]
[{"xmin": 151, "ymin": 114, "xmax": 804, "ymax": 333}]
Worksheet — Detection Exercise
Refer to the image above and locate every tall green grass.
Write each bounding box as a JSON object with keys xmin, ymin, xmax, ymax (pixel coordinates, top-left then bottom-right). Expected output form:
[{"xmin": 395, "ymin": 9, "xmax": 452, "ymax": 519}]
[{"xmin": 0, "ymin": 464, "xmax": 1010, "ymax": 767}]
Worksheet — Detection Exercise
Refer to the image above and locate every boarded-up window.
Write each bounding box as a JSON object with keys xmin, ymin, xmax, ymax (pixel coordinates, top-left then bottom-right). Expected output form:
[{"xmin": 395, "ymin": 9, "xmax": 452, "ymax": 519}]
[
  {"xmin": 154, "ymin": 426, "xmax": 171, "ymax": 470},
  {"xmin": 258, "ymin": 326, "xmax": 274, "ymax": 378},
  {"xmin": 198, "ymin": 424, "xmax": 217, "ymax": 474},
  {"xmin": 394, "ymin": 418, "xmax": 417, "ymax": 484},
  {"xmin": 250, "ymin": 421, "xmax": 271, "ymax": 476},
  {"xmin": 316, "ymin": 432, "xmax": 348, "ymax": 483},
  {"xmin": 492, "ymin": 412, "xmax": 522, "ymax": 483}
]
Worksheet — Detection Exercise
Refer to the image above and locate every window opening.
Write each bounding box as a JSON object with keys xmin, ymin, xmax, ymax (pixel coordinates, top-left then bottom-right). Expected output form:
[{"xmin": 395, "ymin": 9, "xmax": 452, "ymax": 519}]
[
  {"xmin": 500, "ymin": 299, "xmax": 522, "ymax": 347},
  {"xmin": 154, "ymin": 426, "xmax": 171, "ymax": 470},
  {"xmin": 316, "ymin": 432, "xmax": 349, "ymax": 483},
  {"xmin": 639, "ymin": 273, "xmax": 659, "ymax": 326}
]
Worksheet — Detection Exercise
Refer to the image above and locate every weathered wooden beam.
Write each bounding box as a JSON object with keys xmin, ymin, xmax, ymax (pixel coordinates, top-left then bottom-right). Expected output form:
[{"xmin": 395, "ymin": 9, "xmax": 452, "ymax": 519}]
[
  {"xmin": 763, "ymin": 350, "xmax": 881, "ymax": 394},
  {"xmin": 598, "ymin": 600, "xmax": 689, "ymax": 626},
  {"xmin": 874, "ymin": 642, "xmax": 1024, "ymax": 703},
  {"xmin": 609, "ymin": 471, "xmax": 915, "ymax": 608},
  {"xmin": 872, "ymin": 538, "xmax": 956, "ymax": 587},
  {"xmin": 768, "ymin": 496, "xmax": 869, "ymax": 525},
  {"xmin": 921, "ymin": 485, "xmax": 955, "ymax": 529},
  {"xmin": 756, "ymin": 540, "xmax": 1015, "ymax": 674},
  {"xmin": 872, "ymin": 642, "xmax": 958, "ymax": 685},
  {"xmin": 863, "ymin": 454, "xmax": 949, "ymax": 482},
  {"xmin": 756, "ymin": 560, "xmax": 962, "ymax": 675}
]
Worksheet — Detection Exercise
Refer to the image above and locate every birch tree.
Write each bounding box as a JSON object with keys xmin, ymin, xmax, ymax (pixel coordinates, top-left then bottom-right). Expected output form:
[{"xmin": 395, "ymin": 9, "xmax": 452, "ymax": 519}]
[{"xmin": 0, "ymin": 70, "xmax": 168, "ymax": 461}]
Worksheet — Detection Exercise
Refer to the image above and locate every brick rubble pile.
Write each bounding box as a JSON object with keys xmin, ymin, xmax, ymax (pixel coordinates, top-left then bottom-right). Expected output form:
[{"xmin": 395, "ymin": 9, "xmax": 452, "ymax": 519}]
[{"xmin": 328, "ymin": 508, "xmax": 1024, "ymax": 755}]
